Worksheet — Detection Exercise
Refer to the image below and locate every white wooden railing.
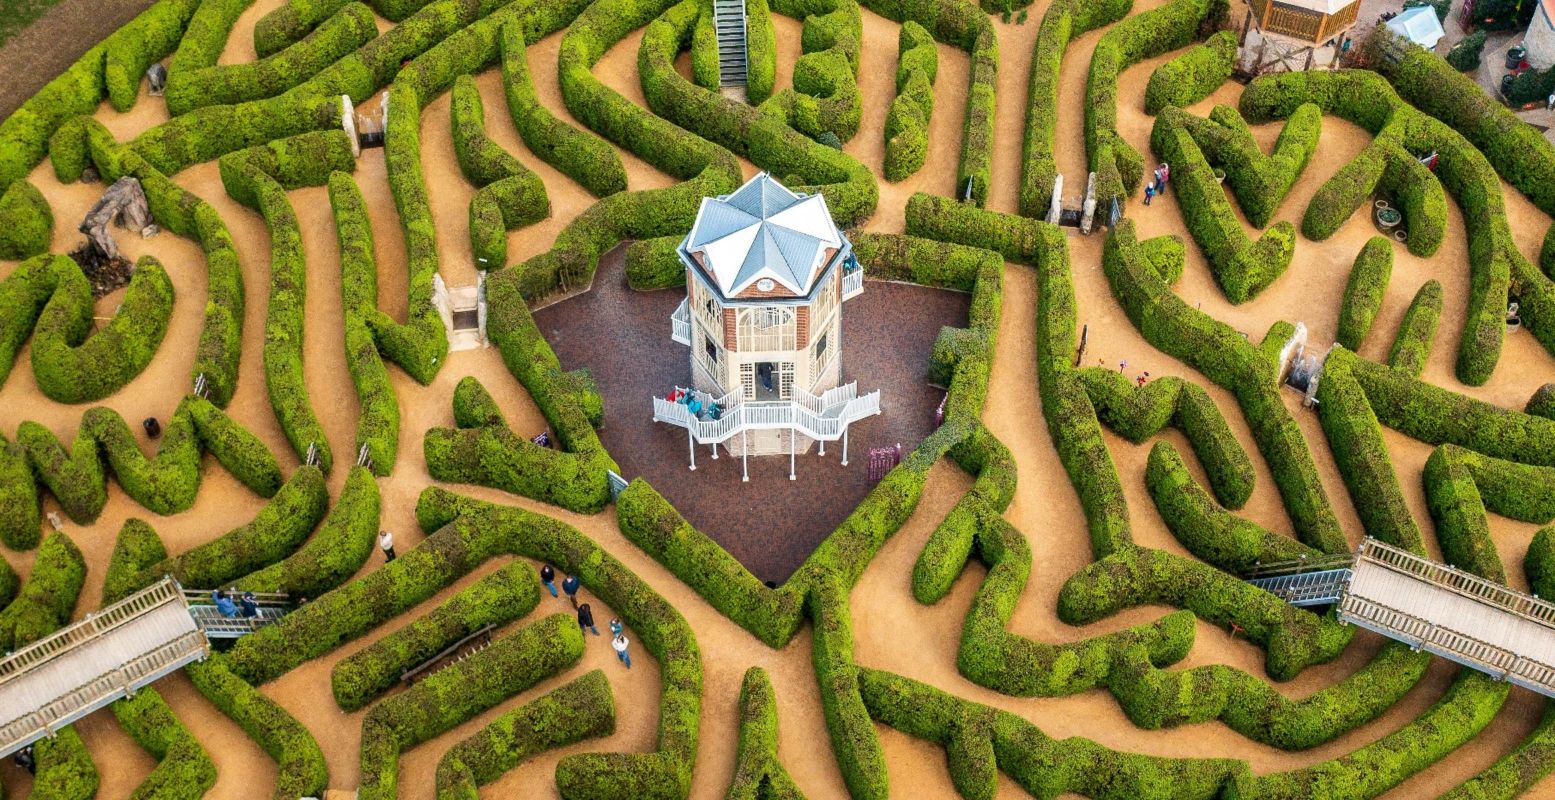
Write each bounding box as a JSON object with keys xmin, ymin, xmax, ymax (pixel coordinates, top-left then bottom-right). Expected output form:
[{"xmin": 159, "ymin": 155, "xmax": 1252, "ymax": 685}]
[
  {"xmin": 0, "ymin": 578, "xmax": 184, "ymax": 682},
  {"xmin": 842, "ymin": 269, "xmax": 864, "ymax": 300},
  {"xmin": 671, "ymin": 298, "xmax": 691, "ymax": 346},
  {"xmin": 1339, "ymin": 594, "xmax": 1555, "ymax": 696},
  {"xmin": 653, "ymin": 382, "xmax": 880, "ymax": 445},
  {"xmin": 1357, "ymin": 539, "xmax": 1555, "ymax": 628}
]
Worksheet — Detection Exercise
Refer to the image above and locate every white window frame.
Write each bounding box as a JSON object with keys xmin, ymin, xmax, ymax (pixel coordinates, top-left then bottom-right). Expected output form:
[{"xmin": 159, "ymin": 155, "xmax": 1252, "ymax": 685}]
[{"xmin": 736, "ymin": 305, "xmax": 797, "ymax": 352}]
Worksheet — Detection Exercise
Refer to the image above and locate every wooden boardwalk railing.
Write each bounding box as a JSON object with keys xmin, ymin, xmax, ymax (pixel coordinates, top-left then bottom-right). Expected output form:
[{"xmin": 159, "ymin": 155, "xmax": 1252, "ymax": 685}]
[
  {"xmin": 0, "ymin": 578, "xmax": 208, "ymax": 758},
  {"xmin": 1337, "ymin": 539, "xmax": 1555, "ymax": 698}
]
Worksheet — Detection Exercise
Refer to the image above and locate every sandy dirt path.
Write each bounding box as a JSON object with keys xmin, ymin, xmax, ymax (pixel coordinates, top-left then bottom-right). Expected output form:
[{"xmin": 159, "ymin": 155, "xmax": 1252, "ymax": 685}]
[{"xmin": 5, "ymin": 0, "xmax": 1555, "ymax": 797}]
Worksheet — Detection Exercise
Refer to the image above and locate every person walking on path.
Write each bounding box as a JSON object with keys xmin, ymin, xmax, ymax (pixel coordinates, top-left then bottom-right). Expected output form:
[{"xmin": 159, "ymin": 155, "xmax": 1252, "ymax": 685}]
[
  {"xmin": 1143, "ymin": 181, "xmax": 1155, "ymax": 206},
  {"xmin": 577, "ymin": 602, "xmax": 599, "ymax": 635},
  {"xmin": 562, "ymin": 574, "xmax": 581, "ymax": 607},
  {"xmin": 1158, "ymin": 162, "xmax": 1169, "ymax": 187},
  {"xmin": 378, "ymin": 530, "xmax": 396, "ymax": 562},
  {"xmin": 1136, "ymin": 371, "xmax": 1150, "ymax": 388},
  {"xmin": 612, "ymin": 632, "xmax": 632, "ymax": 668},
  {"xmin": 610, "ymin": 618, "xmax": 624, "ymax": 637},
  {"xmin": 539, "ymin": 564, "xmax": 558, "ymax": 597}
]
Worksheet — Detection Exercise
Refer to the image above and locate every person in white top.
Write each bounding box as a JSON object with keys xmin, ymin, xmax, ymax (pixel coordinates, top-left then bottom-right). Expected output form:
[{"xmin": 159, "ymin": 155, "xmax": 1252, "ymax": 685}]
[
  {"xmin": 612, "ymin": 632, "xmax": 632, "ymax": 668},
  {"xmin": 378, "ymin": 530, "xmax": 395, "ymax": 562}
]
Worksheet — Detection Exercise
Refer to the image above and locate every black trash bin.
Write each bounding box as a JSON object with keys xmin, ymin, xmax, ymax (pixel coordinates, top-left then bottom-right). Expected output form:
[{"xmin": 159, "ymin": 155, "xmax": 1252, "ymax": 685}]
[
  {"xmin": 1507, "ymin": 45, "xmax": 1528, "ymax": 71},
  {"xmin": 143, "ymin": 417, "xmax": 161, "ymax": 438},
  {"xmin": 1502, "ymin": 73, "xmax": 1518, "ymax": 96}
]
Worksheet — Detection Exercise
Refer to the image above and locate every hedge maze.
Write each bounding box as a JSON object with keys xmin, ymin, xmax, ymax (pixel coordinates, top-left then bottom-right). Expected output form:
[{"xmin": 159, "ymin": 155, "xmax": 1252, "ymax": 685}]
[{"xmin": 6, "ymin": 0, "xmax": 1555, "ymax": 798}]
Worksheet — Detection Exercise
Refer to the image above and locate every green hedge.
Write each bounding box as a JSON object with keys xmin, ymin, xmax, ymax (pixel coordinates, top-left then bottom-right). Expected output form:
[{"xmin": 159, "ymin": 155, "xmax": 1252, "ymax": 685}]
[
  {"xmin": 1346, "ymin": 354, "xmax": 1555, "ymax": 465},
  {"xmin": 378, "ymin": 81, "xmax": 450, "ymax": 384},
  {"xmin": 110, "ymin": 689, "xmax": 217, "ymax": 800},
  {"xmin": 253, "ymin": 0, "xmax": 353, "ymax": 57},
  {"xmin": 1380, "ymin": 41, "xmax": 1555, "ymax": 219},
  {"xmin": 0, "ymin": 434, "xmax": 38, "ymax": 549},
  {"xmin": 1166, "ymin": 103, "xmax": 1321, "ymax": 230},
  {"xmin": 498, "ymin": 20, "xmax": 626, "ymax": 198},
  {"xmin": 253, "ymin": 175, "xmax": 333, "ymax": 471},
  {"xmin": 230, "ymin": 485, "xmax": 702, "ymax": 797},
  {"xmin": 637, "ymin": 1, "xmax": 872, "ymax": 225},
  {"xmin": 860, "ymin": 668, "xmax": 1245, "ymax": 799},
  {"xmin": 1443, "ymin": 701, "xmax": 1555, "ymax": 800},
  {"xmin": 29, "ymin": 727, "xmax": 99, "ymax": 800},
  {"xmin": 1144, "ymin": 30, "xmax": 1236, "ymax": 115},
  {"xmin": 218, "ymin": 129, "xmax": 356, "ymax": 208},
  {"xmin": 186, "ymin": 656, "xmax": 328, "ymax": 799},
  {"xmin": 690, "ymin": 0, "xmax": 719, "ymax": 89},
  {"xmin": 435, "ymin": 670, "xmax": 617, "ymax": 800},
  {"xmin": 332, "ymin": 560, "xmax": 541, "ymax": 710},
  {"xmin": 103, "ymin": 0, "xmax": 202, "ymax": 111},
  {"xmin": 0, "ymin": 180, "xmax": 52, "ymax": 259},
  {"xmin": 883, "ymin": 21, "xmax": 937, "ymax": 182},
  {"xmin": 27, "ymin": 255, "xmax": 174, "ymax": 404},
  {"xmin": 451, "ymin": 73, "xmax": 550, "ymax": 267},
  {"xmin": 625, "ymin": 235, "xmax": 686, "ymax": 290},
  {"xmin": 169, "ymin": 0, "xmax": 253, "ymax": 77},
  {"xmin": 1240, "ymin": 68, "xmax": 1542, "ymax": 386},
  {"xmin": 746, "ymin": 0, "xmax": 776, "ymax": 103},
  {"xmin": 1144, "ymin": 441, "xmax": 1314, "ymax": 571},
  {"xmin": 1313, "ymin": 347, "xmax": 1423, "ymax": 552},
  {"xmin": 135, "ymin": 466, "xmax": 329, "ymax": 591},
  {"xmin": 1078, "ymin": 368, "xmax": 1255, "ymax": 509},
  {"xmin": 165, "ymin": 1, "xmax": 377, "ymax": 115},
  {"xmin": 1088, "ymin": 0, "xmax": 1227, "ymax": 206},
  {"xmin": 725, "ymin": 667, "xmax": 805, "ymax": 799},
  {"xmin": 1150, "ymin": 116, "xmax": 1296, "ymax": 304},
  {"xmin": 1018, "ymin": 0, "xmax": 1132, "ymax": 216},
  {"xmin": 1387, "ymin": 279, "xmax": 1443, "ymax": 377},
  {"xmin": 0, "ymin": 531, "xmax": 84, "ymax": 651},
  {"xmin": 358, "ymin": 614, "xmax": 585, "ymax": 799},
  {"xmin": 236, "ymin": 464, "xmax": 380, "ymax": 598},
  {"xmin": 424, "ymin": 376, "xmax": 612, "ymax": 514},
  {"xmin": 327, "ymin": 173, "xmax": 400, "ymax": 475},
  {"xmin": 102, "ymin": 518, "xmax": 167, "ymax": 603},
  {"xmin": 1101, "ymin": 220, "xmax": 1346, "ymax": 554},
  {"xmin": 1336, "ymin": 236, "xmax": 1393, "ymax": 350}
]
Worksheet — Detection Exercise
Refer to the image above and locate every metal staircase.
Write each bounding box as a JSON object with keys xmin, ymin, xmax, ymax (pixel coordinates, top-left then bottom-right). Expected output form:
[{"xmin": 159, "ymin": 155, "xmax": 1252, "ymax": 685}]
[
  {"xmin": 1246, "ymin": 568, "xmax": 1352, "ymax": 606},
  {"xmin": 712, "ymin": 0, "xmax": 748, "ymax": 88},
  {"xmin": 182, "ymin": 589, "xmax": 292, "ymax": 640}
]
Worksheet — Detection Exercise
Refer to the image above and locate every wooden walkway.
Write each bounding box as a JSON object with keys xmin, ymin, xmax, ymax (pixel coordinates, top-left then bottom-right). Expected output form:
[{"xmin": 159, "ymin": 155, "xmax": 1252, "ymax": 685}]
[
  {"xmin": 0, "ymin": 578, "xmax": 207, "ymax": 758},
  {"xmin": 1339, "ymin": 539, "xmax": 1555, "ymax": 698}
]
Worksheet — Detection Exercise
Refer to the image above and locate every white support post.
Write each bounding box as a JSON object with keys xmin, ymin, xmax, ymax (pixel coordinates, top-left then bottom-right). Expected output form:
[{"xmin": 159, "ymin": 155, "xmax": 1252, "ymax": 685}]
[
  {"xmin": 819, "ymin": 438, "xmax": 825, "ymax": 456},
  {"xmin": 688, "ymin": 427, "xmax": 696, "ymax": 471},
  {"xmin": 711, "ymin": 441, "xmax": 718, "ymax": 460},
  {"xmin": 841, "ymin": 429, "xmax": 849, "ymax": 466},
  {"xmin": 742, "ymin": 430, "xmax": 749, "ymax": 482},
  {"xmin": 789, "ymin": 430, "xmax": 796, "ymax": 480}
]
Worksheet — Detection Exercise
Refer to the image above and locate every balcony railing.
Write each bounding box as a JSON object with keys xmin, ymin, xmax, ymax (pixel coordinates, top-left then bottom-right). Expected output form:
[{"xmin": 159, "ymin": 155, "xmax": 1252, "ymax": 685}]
[
  {"xmin": 842, "ymin": 269, "xmax": 864, "ymax": 300},
  {"xmin": 653, "ymin": 382, "xmax": 880, "ymax": 445},
  {"xmin": 671, "ymin": 298, "xmax": 691, "ymax": 346}
]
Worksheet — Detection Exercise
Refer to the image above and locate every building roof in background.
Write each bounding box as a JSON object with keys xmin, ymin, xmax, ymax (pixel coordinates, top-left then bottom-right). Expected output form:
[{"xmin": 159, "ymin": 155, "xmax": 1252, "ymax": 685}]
[
  {"xmin": 1279, "ymin": 0, "xmax": 1357, "ymax": 14},
  {"xmin": 684, "ymin": 173, "xmax": 844, "ymax": 298},
  {"xmin": 1386, "ymin": 5, "xmax": 1445, "ymax": 48}
]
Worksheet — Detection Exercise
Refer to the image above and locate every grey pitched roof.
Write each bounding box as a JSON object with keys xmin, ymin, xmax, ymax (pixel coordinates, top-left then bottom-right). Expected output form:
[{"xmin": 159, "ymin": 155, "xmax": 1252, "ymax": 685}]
[
  {"xmin": 688, "ymin": 200, "xmax": 760, "ymax": 249},
  {"xmin": 724, "ymin": 175, "xmax": 801, "ymax": 217}
]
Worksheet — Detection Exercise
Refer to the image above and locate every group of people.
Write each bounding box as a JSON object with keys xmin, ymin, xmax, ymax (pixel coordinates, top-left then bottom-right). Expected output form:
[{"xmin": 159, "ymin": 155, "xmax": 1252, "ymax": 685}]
[
  {"xmin": 665, "ymin": 388, "xmax": 722, "ymax": 421},
  {"xmin": 210, "ymin": 588, "xmax": 260, "ymax": 619},
  {"xmin": 539, "ymin": 564, "xmax": 633, "ymax": 669},
  {"xmin": 1142, "ymin": 162, "xmax": 1171, "ymax": 206}
]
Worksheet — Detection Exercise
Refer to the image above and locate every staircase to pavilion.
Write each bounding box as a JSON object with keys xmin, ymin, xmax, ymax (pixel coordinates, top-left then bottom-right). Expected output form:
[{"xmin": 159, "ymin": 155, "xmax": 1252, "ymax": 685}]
[{"xmin": 713, "ymin": 0, "xmax": 748, "ymax": 93}]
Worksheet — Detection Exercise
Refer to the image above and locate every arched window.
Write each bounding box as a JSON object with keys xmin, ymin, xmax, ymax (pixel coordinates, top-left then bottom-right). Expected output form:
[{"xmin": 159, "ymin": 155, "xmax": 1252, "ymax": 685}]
[{"xmin": 736, "ymin": 306, "xmax": 796, "ymax": 351}]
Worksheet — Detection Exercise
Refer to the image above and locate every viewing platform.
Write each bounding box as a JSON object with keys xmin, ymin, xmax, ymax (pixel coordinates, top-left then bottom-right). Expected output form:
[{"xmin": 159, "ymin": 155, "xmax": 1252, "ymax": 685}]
[
  {"xmin": 1249, "ymin": 539, "xmax": 1555, "ymax": 698},
  {"xmin": 653, "ymin": 382, "xmax": 881, "ymax": 480}
]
